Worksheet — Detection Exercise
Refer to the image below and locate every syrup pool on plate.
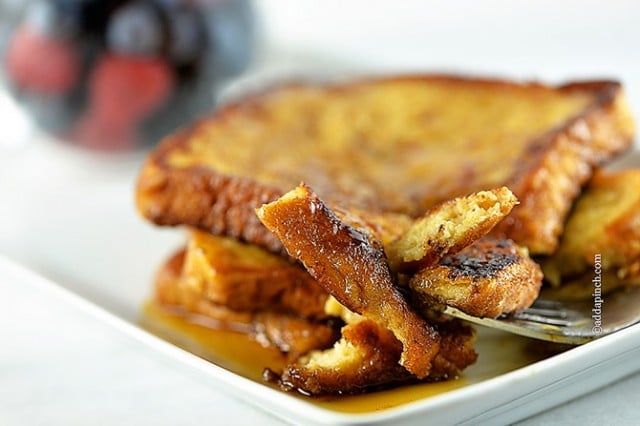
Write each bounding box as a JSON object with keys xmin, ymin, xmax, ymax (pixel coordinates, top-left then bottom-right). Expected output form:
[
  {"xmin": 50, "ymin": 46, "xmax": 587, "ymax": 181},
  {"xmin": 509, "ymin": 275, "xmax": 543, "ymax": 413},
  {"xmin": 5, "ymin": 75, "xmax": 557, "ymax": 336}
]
[{"xmin": 141, "ymin": 301, "xmax": 558, "ymax": 414}]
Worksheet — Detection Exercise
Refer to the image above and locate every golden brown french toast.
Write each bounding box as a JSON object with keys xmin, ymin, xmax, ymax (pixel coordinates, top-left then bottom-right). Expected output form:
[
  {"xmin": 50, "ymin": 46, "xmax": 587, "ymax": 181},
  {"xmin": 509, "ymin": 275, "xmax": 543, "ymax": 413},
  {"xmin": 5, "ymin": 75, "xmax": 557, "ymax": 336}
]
[
  {"xmin": 277, "ymin": 319, "xmax": 413, "ymax": 395},
  {"xmin": 256, "ymin": 184, "xmax": 441, "ymax": 379},
  {"xmin": 154, "ymin": 249, "xmax": 340, "ymax": 357},
  {"xmin": 409, "ymin": 238, "xmax": 543, "ymax": 318},
  {"xmin": 543, "ymin": 169, "xmax": 640, "ymax": 286},
  {"xmin": 386, "ymin": 187, "xmax": 518, "ymax": 272},
  {"xmin": 276, "ymin": 318, "xmax": 476, "ymax": 396},
  {"xmin": 136, "ymin": 75, "xmax": 635, "ymax": 255},
  {"xmin": 183, "ymin": 230, "xmax": 328, "ymax": 318}
]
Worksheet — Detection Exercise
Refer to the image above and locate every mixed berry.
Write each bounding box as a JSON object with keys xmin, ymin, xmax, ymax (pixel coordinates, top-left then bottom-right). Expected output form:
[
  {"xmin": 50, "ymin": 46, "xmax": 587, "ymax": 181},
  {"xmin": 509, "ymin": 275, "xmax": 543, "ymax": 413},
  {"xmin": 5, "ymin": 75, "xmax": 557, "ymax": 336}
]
[{"xmin": 2, "ymin": 0, "xmax": 254, "ymax": 150}]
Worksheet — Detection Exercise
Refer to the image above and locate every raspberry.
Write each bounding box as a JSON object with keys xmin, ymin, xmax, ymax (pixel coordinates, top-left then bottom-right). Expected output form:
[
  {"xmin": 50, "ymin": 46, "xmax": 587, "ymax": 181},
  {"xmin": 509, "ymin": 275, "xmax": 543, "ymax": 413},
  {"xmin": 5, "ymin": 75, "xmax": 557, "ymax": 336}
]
[
  {"xmin": 72, "ymin": 54, "xmax": 174, "ymax": 150},
  {"xmin": 88, "ymin": 54, "xmax": 174, "ymax": 125},
  {"xmin": 4, "ymin": 24, "xmax": 79, "ymax": 95}
]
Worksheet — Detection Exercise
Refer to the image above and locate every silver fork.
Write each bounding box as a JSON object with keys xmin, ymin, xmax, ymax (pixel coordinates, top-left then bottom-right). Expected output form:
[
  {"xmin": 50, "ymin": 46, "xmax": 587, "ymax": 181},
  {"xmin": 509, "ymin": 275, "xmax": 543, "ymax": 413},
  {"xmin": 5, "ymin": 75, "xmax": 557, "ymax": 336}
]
[{"xmin": 442, "ymin": 286, "xmax": 640, "ymax": 344}]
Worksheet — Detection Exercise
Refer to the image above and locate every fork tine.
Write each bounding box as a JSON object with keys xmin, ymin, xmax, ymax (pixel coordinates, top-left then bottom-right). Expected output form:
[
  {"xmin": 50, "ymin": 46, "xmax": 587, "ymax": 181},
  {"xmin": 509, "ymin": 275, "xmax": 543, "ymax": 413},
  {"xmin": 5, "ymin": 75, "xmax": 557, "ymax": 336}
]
[
  {"xmin": 442, "ymin": 305, "xmax": 593, "ymax": 344},
  {"xmin": 441, "ymin": 286, "xmax": 640, "ymax": 345}
]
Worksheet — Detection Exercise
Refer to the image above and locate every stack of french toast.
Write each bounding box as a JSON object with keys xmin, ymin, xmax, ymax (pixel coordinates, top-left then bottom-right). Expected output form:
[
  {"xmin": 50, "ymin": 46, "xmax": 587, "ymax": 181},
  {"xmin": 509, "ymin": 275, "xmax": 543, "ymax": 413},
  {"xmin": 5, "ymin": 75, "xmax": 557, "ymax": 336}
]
[{"xmin": 135, "ymin": 75, "xmax": 637, "ymax": 395}]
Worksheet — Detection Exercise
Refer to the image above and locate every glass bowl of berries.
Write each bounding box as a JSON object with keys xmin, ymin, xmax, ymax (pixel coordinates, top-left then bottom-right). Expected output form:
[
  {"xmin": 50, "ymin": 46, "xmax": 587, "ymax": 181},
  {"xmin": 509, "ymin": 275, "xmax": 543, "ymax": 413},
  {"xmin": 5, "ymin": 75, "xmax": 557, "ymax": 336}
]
[{"xmin": 0, "ymin": 0, "xmax": 255, "ymax": 150}]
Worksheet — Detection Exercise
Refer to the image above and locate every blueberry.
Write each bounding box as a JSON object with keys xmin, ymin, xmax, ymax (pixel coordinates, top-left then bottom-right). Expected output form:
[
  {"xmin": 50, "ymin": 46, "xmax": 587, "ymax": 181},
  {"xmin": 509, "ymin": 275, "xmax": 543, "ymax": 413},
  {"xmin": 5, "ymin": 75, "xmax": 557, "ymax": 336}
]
[
  {"xmin": 24, "ymin": 0, "xmax": 81, "ymax": 37},
  {"xmin": 106, "ymin": 1, "xmax": 164, "ymax": 55},
  {"xmin": 166, "ymin": 6, "xmax": 206, "ymax": 65}
]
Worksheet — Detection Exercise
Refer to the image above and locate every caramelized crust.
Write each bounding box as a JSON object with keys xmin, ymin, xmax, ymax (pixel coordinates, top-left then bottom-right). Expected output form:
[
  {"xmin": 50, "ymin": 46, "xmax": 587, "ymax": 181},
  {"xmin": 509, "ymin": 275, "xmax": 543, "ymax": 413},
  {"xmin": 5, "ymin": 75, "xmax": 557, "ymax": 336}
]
[
  {"xmin": 386, "ymin": 187, "xmax": 518, "ymax": 272},
  {"xmin": 136, "ymin": 76, "xmax": 635, "ymax": 255},
  {"xmin": 155, "ymin": 249, "xmax": 339, "ymax": 357},
  {"xmin": 409, "ymin": 238, "xmax": 543, "ymax": 318},
  {"xmin": 257, "ymin": 184, "xmax": 440, "ymax": 378},
  {"xmin": 279, "ymin": 318, "xmax": 476, "ymax": 396},
  {"xmin": 183, "ymin": 230, "xmax": 328, "ymax": 318},
  {"xmin": 280, "ymin": 320, "xmax": 411, "ymax": 395},
  {"xmin": 543, "ymin": 169, "xmax": 640, "ymax": 285}
]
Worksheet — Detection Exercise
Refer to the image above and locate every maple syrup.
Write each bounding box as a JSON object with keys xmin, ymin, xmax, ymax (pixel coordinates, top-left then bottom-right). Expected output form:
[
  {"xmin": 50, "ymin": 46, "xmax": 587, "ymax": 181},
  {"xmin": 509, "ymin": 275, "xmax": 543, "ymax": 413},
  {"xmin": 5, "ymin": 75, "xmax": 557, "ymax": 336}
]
[{"xmin": 141, "ymin": 301, "xmax": 552, "ymax": 414}]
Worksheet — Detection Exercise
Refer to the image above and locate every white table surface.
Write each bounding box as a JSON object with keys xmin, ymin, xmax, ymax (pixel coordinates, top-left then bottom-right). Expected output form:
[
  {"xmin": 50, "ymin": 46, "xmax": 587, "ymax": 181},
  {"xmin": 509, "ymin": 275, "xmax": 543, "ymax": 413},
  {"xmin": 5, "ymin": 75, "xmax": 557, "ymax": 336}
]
[{"xmin": 3, "ymin": 1, "xmax": 640, "ymax": 425}]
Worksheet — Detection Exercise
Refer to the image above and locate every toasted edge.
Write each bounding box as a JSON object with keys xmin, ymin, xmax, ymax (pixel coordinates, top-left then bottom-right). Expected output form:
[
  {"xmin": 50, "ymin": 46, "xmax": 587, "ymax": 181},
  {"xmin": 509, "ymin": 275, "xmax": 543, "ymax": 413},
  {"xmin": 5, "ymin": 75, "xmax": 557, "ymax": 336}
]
[
  {"xmin": 409, "ymin": 238, "xmax": 543, "ymax": 318},
  {"xmin": 492, "ymin": 82, "xmax": 635, "ymax": 254}
]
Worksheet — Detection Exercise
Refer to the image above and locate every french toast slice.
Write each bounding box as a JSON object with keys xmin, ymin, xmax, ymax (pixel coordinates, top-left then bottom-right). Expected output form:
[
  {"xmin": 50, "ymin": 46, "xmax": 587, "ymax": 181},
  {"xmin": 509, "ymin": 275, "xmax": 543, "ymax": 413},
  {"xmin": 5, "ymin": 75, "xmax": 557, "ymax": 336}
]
[
  {"xmin": 136, "ymin": 75, "xmax": 635, "ymax": 255},
  {"xmin": 256, "ymin": 184, "xmax": 441, "ymax": 379},
  {"xmin": 409, "ymin": 238, "xmax": 543, "ymax": 318},
  {"xmin": 277, "ymin": 318, "xmax": 476, "ymax": 396},
  {"xmin": 183, "ymin": 230, "xmax": 328, "ymax": 318},
  {"xmin": 386, "ymin": 186, "xmax": 518, "ymax": 272},
  {"xmin": 278, "ymin": 319, "xmax": 413, "ymax": 395},
  {"xmin": 154, "ymin": 249, "xmax": 339, "ymax": 357},
  {"xmin": 543, "ymin": 169, "xmax": 640, "ymax": 286}
]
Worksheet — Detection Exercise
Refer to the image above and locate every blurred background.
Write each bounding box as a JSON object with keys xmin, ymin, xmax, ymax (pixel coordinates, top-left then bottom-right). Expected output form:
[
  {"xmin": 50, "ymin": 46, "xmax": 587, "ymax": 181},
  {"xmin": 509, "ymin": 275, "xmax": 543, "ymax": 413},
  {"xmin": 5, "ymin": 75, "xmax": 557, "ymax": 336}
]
[
  {"xmin": 1, "ymin": 0, "xmax": 639, "ymax": 152},
  {"xmin": 1, "ymin": 0, "xmax": 640, "ymax": 153},
  {"xmin": 0, "ymin": 0, "xmax": 255, "ymax": 151}
]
